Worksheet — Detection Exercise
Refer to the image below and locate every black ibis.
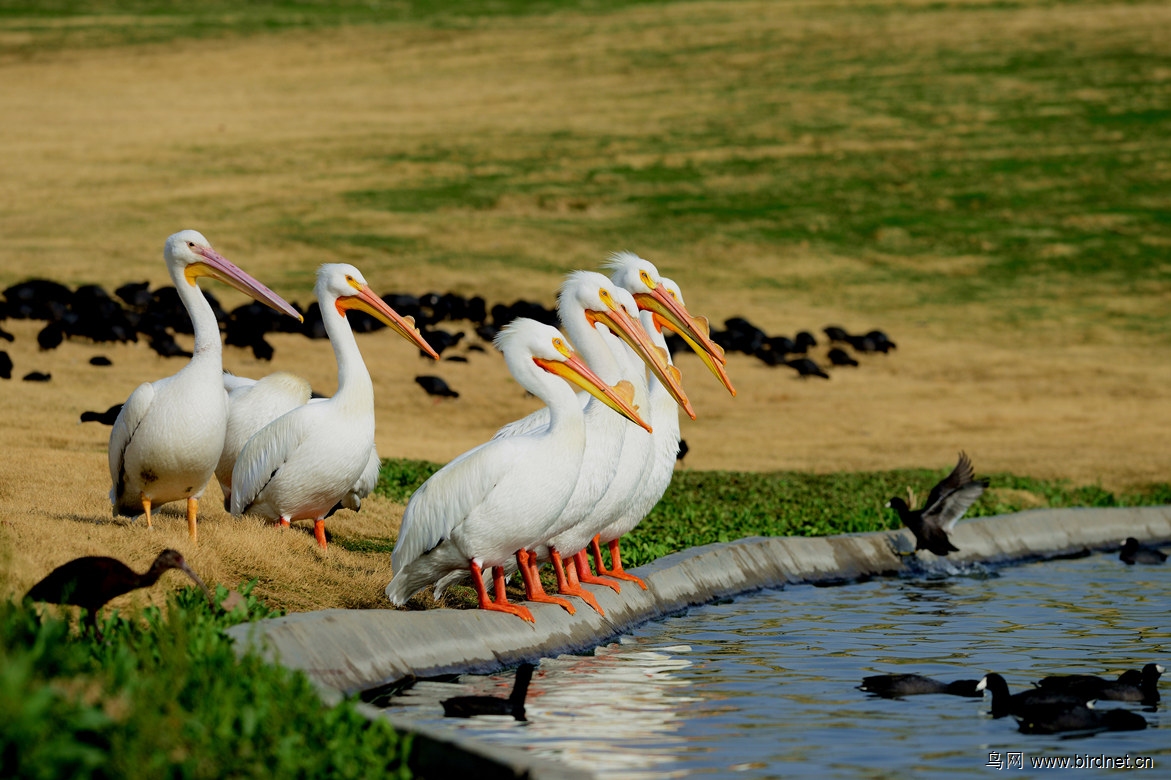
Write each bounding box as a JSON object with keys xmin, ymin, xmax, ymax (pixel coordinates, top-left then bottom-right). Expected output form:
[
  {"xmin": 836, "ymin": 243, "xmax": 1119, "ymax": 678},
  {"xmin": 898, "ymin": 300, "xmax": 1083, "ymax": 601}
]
[{"xmin": 25, "ymin": 549, "xmax": 213, "ymax": 638}]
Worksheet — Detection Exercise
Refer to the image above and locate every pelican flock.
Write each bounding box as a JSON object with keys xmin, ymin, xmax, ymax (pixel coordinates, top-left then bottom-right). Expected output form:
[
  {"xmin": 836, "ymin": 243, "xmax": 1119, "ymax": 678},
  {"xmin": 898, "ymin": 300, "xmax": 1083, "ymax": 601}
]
[
  {"xmin": 108, "ymin": 230, "xmax": 301, "ymax": 541},
  {"xmin": 387, "ymin": 318, "xmax": 651, "ymax": 621},
  {"xmin": 100, "ymin": 230, "xmax": 734, "ymax": 622}
]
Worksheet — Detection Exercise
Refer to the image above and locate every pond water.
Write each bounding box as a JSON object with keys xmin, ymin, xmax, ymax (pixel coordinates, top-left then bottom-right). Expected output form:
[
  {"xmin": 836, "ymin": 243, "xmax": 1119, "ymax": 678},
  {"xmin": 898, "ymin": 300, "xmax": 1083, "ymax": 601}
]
[{"xmin": 378, "ymin": 551, "xmax": 1168, "ymax": 777}]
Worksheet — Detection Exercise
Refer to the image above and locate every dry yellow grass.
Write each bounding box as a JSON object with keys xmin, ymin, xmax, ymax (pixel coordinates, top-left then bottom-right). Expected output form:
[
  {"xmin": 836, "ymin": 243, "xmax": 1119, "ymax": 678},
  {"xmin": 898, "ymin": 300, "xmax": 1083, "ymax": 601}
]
[{"xmin": 2, "ymin": 2, "xmax": 1169, "ymax": 615}]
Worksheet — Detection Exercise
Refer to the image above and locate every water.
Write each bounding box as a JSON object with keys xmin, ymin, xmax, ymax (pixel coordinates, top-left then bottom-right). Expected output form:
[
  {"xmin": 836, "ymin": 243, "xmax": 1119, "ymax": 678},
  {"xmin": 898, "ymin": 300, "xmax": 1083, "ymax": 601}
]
[{"xmin": 379, "ymin": 552, "xmax": 1168, "ymax": 777}]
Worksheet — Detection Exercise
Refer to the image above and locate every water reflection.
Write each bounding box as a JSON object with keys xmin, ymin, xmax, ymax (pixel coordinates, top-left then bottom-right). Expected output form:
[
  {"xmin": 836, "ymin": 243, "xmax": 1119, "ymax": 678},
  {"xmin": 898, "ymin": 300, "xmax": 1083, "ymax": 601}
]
[{"xmin": 381, "ymin": 552, "xmax": 1169, "ymax": 778}]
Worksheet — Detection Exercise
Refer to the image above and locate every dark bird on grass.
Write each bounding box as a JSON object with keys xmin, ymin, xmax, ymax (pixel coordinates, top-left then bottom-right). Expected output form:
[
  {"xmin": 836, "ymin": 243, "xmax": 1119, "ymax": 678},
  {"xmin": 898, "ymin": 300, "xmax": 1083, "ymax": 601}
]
[
  {"xmin": 859, "ymin": 673, "xmax": 983, "ymax": 699},
  {"xmin": 886, "ymin": 452, "xmax": 987, "ymax": 556},
  {"xmin": 827, "ymin": 347, "xmax": 858, "ymax": 367},
  {"xmin": 22, "ymin": 371, "xmax": 51, "ymax": 382},
  {"xmin": 677, "ymin": 438, "xmax": 690, "ymax": 462},
  {"xmin": 865, "ymin": 329, "xmax": 896, "ymax": 353},
  {"xmin": 415, "ymin": 375, "xmax": 459, "ymax": 399},
  {"xmin": 1037, "ymin": 663, "xmax": 1162, "ymax": 704},
  {"xmin": 785, "ymin": 358, "xmax": 829, "ymax": 379},
  {"xmin": 1120, "ymin": 537, "xmax": 1167, "ymax": 565},
  {"xmin": 794, "ymin": 330, "xmax": 818, "ymax": 353},
  {"xmin": 89, "ymin": 356, "xmax": 113, "ymax": 367},
  {"xmin": 420, "ymin": 327, "xmax": 464, "ymax": 357},
  {"xmin": 80, "ymin": 404, "xmax": 124, "ymax": 425},
  {"xmin": 976, "ymin": 673, "xmax": 1086, "ymax": 718},
  {"xmin": 823, "ymin": 325, "xmax": 849, "ymax": 343},
  {"xmin": 37, "ymin": 320, "xmax": 65, "ymax": 351},
  {"xmin": 1015, "ymin": 701, "xmax": 1147, "ymax": 735},
  {"xmin": 0, "ymin": 351, "xmax": 12, "ymax": 379},
  {"xmin": 441, "ymin": 663, "xmax": 534, "ymax": 721},
  {"xmin": 25, "ymin": 549, "xmax": 213, "ymax": 639},
  {"xmin": 114, "ymin": 280, "xmax": 154, "ymax": 310}
]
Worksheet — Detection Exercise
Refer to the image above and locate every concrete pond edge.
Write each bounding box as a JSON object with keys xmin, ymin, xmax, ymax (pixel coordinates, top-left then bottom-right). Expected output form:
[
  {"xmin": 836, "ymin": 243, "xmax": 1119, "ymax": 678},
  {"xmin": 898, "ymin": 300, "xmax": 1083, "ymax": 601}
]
[{"xmin": 226, "ymin": 506, "xmax": 1171, "ymax": 778}]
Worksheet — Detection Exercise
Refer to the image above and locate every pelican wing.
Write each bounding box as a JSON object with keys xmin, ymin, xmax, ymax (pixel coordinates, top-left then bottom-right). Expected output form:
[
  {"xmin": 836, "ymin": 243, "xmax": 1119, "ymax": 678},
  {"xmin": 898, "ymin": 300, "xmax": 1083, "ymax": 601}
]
[
  {"xmin": 108, "ymin": 381, "xmax": 155, "ymax": 504},
  {"xmin": 345, "ymin": 445, "xmax": 382, "ymax": 511},
  {"xmin": 229, "ymin": 411, "xmax": 313, "ymax": 516},
  {"xmin": 218, "ymin": 372, "xmax": 312, "ymax": 492},
  {"xmin": 391, "ymin": 439, "xmax": 509, "ymax": 573}
]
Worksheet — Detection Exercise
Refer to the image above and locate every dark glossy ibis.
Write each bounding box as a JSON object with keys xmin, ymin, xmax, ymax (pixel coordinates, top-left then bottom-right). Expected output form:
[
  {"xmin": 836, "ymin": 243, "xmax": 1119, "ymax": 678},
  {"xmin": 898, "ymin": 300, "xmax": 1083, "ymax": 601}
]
[
  {"xmin": 827, "ymin": 347, "xmax": 859, "ymax": 367},
  {"xmin": 22, "ymin": 371, "xmax": 51, "ymax": 382},
  {"xmin": 886, "ymin": 452, "xmax": 987, "ymax": 556},
  {"xmin": 26, "ymin": 549, "xmax": 213, "ymax": 638},
  {"xmin": 441, "ymin": 663, "xmax": 534, "ymax": 721},
  {"xmin": 0, "ymin": 351, "xmax": 11, "ymax": 379}
]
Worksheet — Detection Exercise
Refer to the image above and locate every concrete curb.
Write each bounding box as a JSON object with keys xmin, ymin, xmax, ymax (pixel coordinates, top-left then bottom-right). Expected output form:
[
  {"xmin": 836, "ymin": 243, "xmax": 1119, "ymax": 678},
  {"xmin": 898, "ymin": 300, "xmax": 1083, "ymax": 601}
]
[{"xmin": 226, "ymin": 506, "xmax": 1171, "ymax": 778}]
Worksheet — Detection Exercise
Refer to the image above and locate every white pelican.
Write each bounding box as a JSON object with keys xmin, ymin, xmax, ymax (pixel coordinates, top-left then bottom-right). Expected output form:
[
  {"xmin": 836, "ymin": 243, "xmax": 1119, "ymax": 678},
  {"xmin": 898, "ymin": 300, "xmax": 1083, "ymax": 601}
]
[
  {"xmin": 229, "ymin": 264, "xmax": 439, "ymax": 548},
  {"xmin": 108, "ymin": 230, "xmax": 302, "ymax": 541},
  {"xmin": 431, "ymin": 272, "xmax": 692, "ymax": 614},
  {"xmin": 386, "ymin": 318, "xmax": 650, "ymax": 622},
  {"xmin": 573, "ymin": 254, "xmax": 735, "ymax": 588},
  {"xmin": 216, "ymin": 373, "xmax": 383, "ymax": 515},
  {"xmin": 505, "ymin": 272, "xmax": 693, "ymax": 613}
]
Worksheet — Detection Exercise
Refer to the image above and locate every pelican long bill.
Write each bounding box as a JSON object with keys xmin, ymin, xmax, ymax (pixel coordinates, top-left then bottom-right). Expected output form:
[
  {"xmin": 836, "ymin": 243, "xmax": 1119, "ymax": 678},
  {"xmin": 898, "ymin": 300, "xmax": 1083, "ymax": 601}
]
[
  {"xmin": 634, "ymin": 284, "xmax": 736, "ymax": 397},
  {"xmin": 185, "ymin": 244, "xmax": 303, "ymax": 322},
  {"xmin": 534, "ymin": 347, "xmax": 652, "ymax": 434},
  {"xmin": 587, "ymin": 289, "xmax": 696, "ymax": 419},
  {"xmin": 336, "ymin": 279, "xmax": 441, "ymax": 360}
]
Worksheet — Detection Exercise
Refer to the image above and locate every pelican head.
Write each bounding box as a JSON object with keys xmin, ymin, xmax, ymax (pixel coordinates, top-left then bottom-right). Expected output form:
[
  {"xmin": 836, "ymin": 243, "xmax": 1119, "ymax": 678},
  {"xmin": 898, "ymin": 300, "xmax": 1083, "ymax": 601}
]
[
  {"xmin": 495, "ymin": 318, "xmax": 651, "ymax": 433},
  {"xmin": 165, "ymin": 230, "xmax": 302, "ymax": 322},
  {"xmin": 317, "ymin": 263, "xmax": 440, "ymax": 359},
  {"xmin": 560, "ymin": 270, "xmax": 695, "ymax": 420},
  {"xmin": 606, "ymin": 251, "xmax": 736, "ymax": 397}
]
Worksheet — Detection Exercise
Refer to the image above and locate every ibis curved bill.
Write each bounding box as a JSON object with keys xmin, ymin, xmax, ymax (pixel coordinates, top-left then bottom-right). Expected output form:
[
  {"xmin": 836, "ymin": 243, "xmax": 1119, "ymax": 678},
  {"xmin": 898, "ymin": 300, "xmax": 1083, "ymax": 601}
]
[
  {"xmin": 229, "ymin": 264, "xmax": 438, "ymax": 549},
  {"xmin": 108, "ymin": 230, "xmax": 301, "ymax": 542}
]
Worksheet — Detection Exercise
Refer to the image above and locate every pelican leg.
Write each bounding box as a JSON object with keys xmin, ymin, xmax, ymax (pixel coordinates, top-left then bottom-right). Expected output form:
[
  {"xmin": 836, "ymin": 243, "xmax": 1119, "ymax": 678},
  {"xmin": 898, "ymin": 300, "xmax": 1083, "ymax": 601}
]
[
  {"xmin": 186, "ymin": 497, "xmax": 198, "ymax": 543},
  {"xmin": 515, "ymin": 550, "xmax": 575, "ymax": 614},
  {"xmin": 601, "ymin": 539, "xmax": 647, "ymax": 590},
  {"xmin": 470, "ymin": 561, "xmax": 534, "ymax": 622},
  {"xmin": 549, "ymin": 548, "xmax": 604, "ymax": 615},
  {"xmin": 314, "ymin": 519, "xmax": 327, "ymax": 549},
  {"xmin": 573, "ymin": 548, "xmax": 622, "ymax": 593},
  {"xmin": 141, "ymin": 495, "xmax": 153, "ymax": 529}
]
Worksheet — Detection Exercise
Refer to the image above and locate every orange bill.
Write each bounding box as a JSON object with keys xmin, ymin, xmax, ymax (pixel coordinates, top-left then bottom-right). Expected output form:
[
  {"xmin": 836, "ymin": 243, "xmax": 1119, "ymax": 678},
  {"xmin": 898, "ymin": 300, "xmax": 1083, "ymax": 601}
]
[
  {"xmin": 535, "ymin": 346, "xmax": 652, "ymax": 433},
  {"xmin": 337, "ymin": 281, "xmax": 440, "ymax": 360},
  {"xmin": 587, "ymin": 288, "xmax": 696, "ymax": 419},
  {"xmin": 635, "ymin": 284, "xmax": 736, "ymax": 397}
]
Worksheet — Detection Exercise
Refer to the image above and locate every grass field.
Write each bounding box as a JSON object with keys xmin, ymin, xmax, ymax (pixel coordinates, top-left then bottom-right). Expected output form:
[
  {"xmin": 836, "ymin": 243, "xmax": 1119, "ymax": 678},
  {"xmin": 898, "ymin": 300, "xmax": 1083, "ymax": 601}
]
[{"xmin": 2, "ymin": 2, "xmax": 1169, "ymax": 773}]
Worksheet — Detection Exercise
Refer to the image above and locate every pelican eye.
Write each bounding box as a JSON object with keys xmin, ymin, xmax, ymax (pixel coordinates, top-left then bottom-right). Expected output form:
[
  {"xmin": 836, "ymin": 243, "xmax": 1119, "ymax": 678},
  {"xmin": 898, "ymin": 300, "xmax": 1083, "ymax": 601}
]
[
  {"xmin": 187, "ymin": 241, "xmax": 196, "ymax": 248},
  {"xmin": 640, "ymin": 270, "xmax": 654, "ymax": 287},
  {"xmin": 552, "ymin": 337, "xmax": 572, "ymax": 357},
  {"xmin": 598, "ymin": 288, "xmax": 612, "ymax": 303},
  {"xmin": 667, "ymin": 289, "xmax": 679, "ymax": 301}
]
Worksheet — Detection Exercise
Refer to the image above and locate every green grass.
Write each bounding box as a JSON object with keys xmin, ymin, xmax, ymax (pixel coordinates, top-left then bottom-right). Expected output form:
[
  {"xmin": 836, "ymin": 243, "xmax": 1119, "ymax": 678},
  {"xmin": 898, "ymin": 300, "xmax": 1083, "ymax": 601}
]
[
  {"xmin": 372, "ymin": 457, "xmax": 1171, "ymax": 568},
  {"xmin": 1, "ymin": 581, "xmax": 414, "ymax": 779}
]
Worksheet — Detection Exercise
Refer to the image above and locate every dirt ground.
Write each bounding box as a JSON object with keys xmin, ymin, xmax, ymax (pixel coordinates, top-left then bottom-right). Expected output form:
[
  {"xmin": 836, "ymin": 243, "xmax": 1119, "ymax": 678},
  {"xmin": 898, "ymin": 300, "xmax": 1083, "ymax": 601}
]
[{"xmin": 2, "ymin": 6, "xmax": 1170, "ymax": 615}]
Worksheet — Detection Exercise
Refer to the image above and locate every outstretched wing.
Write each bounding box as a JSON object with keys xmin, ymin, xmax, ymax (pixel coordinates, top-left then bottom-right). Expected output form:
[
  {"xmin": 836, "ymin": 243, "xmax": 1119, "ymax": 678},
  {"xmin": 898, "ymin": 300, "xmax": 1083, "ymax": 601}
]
[
  {"xmin": 922, "ymin": 451, "xmax": 976, "ymax": 511},
  {"xmin": 390, "ymin": 438, "xmax": 513, "ymax": 574},
  {"xmin": 108, "ymin": 381, "xmax": 155, "ymax": 507},
  {"xmin": 923, "ymin": 480, "xmax": 987, "ymax": 532},
  {"xmin": 229, "ymin": 410, "xmax": 313, "ymax": 516}
]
